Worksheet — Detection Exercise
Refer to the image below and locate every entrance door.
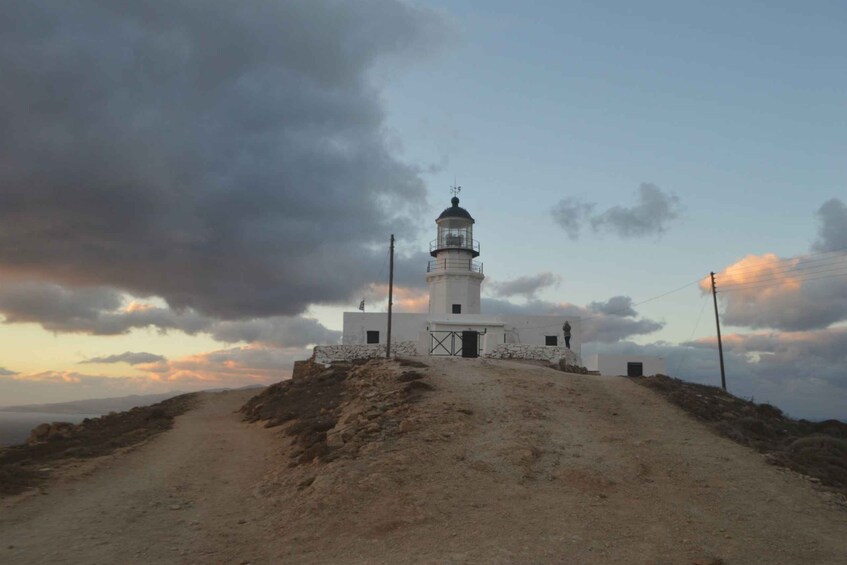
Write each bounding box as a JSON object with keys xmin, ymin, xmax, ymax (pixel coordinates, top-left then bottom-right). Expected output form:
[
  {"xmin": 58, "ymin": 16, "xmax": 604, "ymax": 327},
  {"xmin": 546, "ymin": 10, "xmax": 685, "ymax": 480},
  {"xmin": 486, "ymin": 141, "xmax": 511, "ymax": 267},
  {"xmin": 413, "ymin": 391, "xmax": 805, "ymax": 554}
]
[
  {"xmin": 627, "ymin": 362, "xmax": 643, "ymax": 377},
  {"xmin": 462, "ymin": 331, "xmax": 479, "ymax": 358}
]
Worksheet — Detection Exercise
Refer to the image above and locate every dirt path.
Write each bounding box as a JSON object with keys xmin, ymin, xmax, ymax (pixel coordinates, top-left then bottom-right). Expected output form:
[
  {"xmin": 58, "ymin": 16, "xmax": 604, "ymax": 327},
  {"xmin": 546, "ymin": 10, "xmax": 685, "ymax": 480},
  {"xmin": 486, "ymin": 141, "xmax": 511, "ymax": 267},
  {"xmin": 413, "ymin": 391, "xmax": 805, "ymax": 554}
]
[
  {"xmin": 1, "ymin": 360, "xmax": 846, "ymax": 564},
  {"xmin": 0, "ymin": 389, "xmax": 283, "ymax": 564}
]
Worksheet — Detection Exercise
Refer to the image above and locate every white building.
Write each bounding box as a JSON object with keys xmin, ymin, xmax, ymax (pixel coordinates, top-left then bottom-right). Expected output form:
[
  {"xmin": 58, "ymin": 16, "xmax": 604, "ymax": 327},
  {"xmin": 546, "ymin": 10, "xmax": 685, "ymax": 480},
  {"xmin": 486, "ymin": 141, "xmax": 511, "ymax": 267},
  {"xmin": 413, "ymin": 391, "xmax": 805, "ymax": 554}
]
[
  {"xmin": 591, "ymin": 354, "xmax": 667, "ymax": 377},
  {"xmin": 333, "ymin": 194, "xmax": 581, "ymax": 364}
]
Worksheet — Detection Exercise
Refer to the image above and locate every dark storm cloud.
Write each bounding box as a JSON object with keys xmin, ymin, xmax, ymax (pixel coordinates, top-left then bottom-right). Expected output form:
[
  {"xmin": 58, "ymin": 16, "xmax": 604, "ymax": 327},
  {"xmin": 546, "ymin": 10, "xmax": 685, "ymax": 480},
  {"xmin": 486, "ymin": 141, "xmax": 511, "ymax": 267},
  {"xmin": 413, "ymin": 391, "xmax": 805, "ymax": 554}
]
[
  {"xmin": 812, "ymin": 198, "xmax": 847, "ymax": 252},
  {"xmin": 481, "ymin": 297, "xmax": 663, "ymax": 343},
  {"xmin": 551, "ymin": 183, "xmax": 680, "ymax": 239},
  {"xmin": 487, "ymin": 272, "xmax": 561, "ymax": 298},
  {"xmin": 209, "ymin": 317, "xmax": 341, "ymax": 347},
  {"xmin": 0, "ymin": 280, "xmax": 339, "ymax": 346},
  {"xmin": 80, "ymin": 352, "xmax": 167, "ymax": 365},
  {"xmin": 0, "ymin": 1, "xmax": 446, "ymax": 319}
]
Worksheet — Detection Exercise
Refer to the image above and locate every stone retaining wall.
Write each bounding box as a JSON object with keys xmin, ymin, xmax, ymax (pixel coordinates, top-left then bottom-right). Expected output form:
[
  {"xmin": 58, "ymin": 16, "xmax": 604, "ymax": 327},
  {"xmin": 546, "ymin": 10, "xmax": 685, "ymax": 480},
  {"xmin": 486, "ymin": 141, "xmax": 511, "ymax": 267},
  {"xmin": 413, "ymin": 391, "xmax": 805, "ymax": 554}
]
[
  {"xmin": 484, "ymin": 344, "xmax": 580, "ymax": 366},
  {"xmin": 314, "ymin": 341, "xmax": 418, "ymax": 364}
]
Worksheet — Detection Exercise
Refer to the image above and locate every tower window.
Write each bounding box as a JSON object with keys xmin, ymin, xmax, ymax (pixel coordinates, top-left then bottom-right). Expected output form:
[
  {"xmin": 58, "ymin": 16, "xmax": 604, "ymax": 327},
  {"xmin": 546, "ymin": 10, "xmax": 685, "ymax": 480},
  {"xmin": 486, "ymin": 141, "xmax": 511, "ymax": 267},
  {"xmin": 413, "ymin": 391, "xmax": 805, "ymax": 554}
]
[
  {"xmin": 545, "ymin": 335, "xmax": 558, "ymax": 346},
  {"xmin": 452, "ymin": 304, "xmax": 462, "ymax": 314},
  {"xmin": 366, "ymin": 330, "xmax": 380, "ymax": 344}
]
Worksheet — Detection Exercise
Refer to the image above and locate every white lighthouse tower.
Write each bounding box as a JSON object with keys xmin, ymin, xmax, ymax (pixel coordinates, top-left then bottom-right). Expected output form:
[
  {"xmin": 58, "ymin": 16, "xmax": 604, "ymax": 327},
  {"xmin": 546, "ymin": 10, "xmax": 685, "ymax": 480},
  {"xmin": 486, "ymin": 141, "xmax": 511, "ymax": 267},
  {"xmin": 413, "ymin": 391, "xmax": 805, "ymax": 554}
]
[{"xmin": 426, "ymin": 189, "xmax": 484, "ymax": 315}]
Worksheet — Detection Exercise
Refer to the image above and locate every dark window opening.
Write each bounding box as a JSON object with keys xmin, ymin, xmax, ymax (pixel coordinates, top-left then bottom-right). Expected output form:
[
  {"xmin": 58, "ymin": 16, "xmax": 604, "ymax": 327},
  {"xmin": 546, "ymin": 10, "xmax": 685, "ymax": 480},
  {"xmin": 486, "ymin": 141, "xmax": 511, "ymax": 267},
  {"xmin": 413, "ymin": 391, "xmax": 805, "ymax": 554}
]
[
  {"xmin": 545, "ymin": 335, "xmax": 558, "ymax": 346},
  {"xmin": 452, "ymin": 304, "xmax": 462, "ymax": 314},
  {"xmin": 366, "ymin": 330, "xmax": 380, "ymax": 344},
  {"xmin": 627, "ymin": 362, "xmax": 644, "ymax": 377}
]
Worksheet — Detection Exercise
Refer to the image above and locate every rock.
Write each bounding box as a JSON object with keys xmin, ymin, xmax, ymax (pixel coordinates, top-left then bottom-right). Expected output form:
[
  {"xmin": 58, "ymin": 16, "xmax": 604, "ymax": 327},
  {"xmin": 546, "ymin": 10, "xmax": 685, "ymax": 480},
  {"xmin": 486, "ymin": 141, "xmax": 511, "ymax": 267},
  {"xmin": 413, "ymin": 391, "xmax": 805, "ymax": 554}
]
[
  {"xmin": 398, "ymin": 419, "xmax": 417, "ymax": 433},
  {"xmin": 365, "ymin": 422, "xmax": 381, "ymax": 433},
  {"xmin": 27, "ymin": 423, "xmax": 52, "ymax": 444},
  {"xmin": 326, "ymin": 432, "xmax": 344, "ymax": 449}
]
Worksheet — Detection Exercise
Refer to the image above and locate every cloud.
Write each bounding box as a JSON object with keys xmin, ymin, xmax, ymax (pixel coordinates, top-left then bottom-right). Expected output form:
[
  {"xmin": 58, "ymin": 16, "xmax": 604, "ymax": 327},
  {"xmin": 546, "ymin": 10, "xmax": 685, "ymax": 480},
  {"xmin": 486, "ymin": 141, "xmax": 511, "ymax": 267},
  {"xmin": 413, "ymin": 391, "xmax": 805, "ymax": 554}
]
[
  {"xmin": 0, "ymin": 1, "xmax": 446, "ymax": 319},
  {"xmin": 550, "ymin": 199, "xmax": 595, "ymax": 240},
  {"xmin": 488, "ymin": 272, "xmax": 562, "ymax": 299},
  {"xmin": 704, "ymin": 252, "xmax": 847, "ymax": 331},
  {"xmin": 812, "ymin": 198, "xmax": 847, "ymax": 252},
  {"xmin": 687, "ymin": 327, "xmax": 847, "ymax": 389},
  {"xmin": 0, "ymin": 367, "xmax": 17, "ymax": 376},
  {"xmin": 0, "ymin": 370, "xmax": 174, "ymax": 406},
  {"xmin": 551, "ymin": 183, "xmax": 681, "ymax": 239},
  {"xmin": 588, "ymin": 295, "xmax": 638, "ymax": 317},
  {"xmin": 581, "ymin": 339, "xmax": 847, "ymax": 421},
  {"xmin": 136, "ymin": 346, "xmax": 301, "ymax": 385},
  {"xmin": 1, "ymin": 345, "xmax": 301, "ymax": 406},
  {"xmin": 209, "ymin": 317, "xmax": 341, "ymax": 347},
  {"xmin": 481, "ymin": 297, "xmax": 663, "ymax": 343},
  {"xmin": 0, "ymin": 279, "xmax": 342, "ymax": 347},
  {"xmin": 80, "ymin": 352, "xmax": 166, "ymax": 365}
]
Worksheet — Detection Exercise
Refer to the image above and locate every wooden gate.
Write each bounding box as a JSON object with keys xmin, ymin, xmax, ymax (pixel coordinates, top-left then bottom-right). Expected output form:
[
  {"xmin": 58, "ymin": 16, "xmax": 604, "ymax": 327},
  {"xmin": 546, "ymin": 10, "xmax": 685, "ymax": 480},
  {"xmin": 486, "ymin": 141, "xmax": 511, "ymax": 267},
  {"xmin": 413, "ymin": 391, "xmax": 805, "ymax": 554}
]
[{"xmin": 429, "ymin": 330, "xmax": 481, "ymax": 357}]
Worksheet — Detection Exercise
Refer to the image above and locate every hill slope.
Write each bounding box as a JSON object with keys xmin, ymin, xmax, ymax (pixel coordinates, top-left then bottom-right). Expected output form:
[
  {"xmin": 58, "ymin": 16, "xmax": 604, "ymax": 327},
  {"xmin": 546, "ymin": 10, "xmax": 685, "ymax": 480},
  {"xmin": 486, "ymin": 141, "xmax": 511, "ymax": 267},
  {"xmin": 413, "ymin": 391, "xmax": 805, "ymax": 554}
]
[{"xmin": 1, "ymin": 359, "xmax": 845, "ymax": 564}]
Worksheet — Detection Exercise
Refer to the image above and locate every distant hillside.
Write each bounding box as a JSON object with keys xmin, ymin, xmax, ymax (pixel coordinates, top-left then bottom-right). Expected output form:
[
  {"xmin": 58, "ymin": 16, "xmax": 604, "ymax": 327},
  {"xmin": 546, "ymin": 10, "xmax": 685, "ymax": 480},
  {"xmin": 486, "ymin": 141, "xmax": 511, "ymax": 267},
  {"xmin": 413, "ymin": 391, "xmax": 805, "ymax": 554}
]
[{"xmin": 0, "ymin": 392, "xmax": 186, "ymax": 415}]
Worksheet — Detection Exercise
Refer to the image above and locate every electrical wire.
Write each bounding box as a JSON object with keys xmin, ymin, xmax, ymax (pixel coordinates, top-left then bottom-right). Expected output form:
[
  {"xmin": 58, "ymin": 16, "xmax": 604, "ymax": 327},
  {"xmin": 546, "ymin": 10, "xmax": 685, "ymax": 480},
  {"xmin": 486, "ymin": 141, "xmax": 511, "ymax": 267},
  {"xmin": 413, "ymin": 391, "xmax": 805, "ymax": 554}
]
[
  {"xmin": 501, "ymin": 275, "xmax": 709, "ymax": 330},
  {"xmin": 718, "ymin": 264, "xmax": 847, "ymax": 290},
  {"xmin": 715, "ymin": 257, "xmax": 847, "ymax": 284},
  {"xmin": 715, "ymin": 248, "xmax": 847, "ymax": 275},
  {"xmin": 673, "ymin": 294, "xmax": 710, "ymax": 376},
  {"xmin": 718, "ymin": 270, "xmax": 847, "ymax": 293}
]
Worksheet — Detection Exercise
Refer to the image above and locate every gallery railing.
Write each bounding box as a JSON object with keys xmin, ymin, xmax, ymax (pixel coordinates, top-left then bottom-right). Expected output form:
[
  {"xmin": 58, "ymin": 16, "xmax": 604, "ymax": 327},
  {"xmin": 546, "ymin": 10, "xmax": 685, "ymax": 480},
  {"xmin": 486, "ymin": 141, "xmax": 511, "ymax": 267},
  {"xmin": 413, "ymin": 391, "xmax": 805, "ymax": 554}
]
[
  {"xmin": 429, "ymin": 237, "xmax": 480, "ymax": 254},
  {"xmin": 426, "ymin": 259, "xmax": 483, "ymax": 273}
]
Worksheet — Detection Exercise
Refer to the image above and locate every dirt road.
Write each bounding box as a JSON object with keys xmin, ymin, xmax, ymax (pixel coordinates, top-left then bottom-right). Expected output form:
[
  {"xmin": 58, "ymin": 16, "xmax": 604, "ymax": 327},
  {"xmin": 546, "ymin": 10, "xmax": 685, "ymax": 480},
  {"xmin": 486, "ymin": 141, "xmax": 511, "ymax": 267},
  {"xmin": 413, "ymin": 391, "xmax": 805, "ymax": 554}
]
[
  {"xmin": 0, "ymin": 389, "xmax": 284, "ymax": 564},
  {"xmin": 2, "ymin": 359, "xmax": 846, "ymax": 564}
]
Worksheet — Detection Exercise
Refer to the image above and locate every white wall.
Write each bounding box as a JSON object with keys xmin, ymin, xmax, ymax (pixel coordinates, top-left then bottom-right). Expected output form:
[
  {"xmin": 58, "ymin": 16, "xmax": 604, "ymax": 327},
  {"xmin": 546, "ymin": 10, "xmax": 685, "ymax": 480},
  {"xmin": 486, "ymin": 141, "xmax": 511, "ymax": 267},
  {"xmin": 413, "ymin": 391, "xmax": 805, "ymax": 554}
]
[
  {"xmin": 499, "ymin": 316, "xmax": 581, "ymax": 359},
  {"xmin": 342, "ymin": 312, "xmax": 427, "ymax": 345},
  {"xmin": 426, "ymin": 268, "xmax": 484, "ymax": 314},
  {"xmin": 594, "ymin": 354, "xmax": 666, "ymax": 377},
  {"xmin": 342, "ymin": 312, "xmax": 581, "ymax": 360}
]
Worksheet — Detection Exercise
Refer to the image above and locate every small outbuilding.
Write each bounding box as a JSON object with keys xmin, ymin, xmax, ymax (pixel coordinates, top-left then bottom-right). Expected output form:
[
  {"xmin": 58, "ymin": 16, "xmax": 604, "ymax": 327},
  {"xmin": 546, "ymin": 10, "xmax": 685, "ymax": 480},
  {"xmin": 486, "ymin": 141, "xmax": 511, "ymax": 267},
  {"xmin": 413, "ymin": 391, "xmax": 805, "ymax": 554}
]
[{"xmin": 591, "ymin": 354, "xmax": 666, "ymax": 377}]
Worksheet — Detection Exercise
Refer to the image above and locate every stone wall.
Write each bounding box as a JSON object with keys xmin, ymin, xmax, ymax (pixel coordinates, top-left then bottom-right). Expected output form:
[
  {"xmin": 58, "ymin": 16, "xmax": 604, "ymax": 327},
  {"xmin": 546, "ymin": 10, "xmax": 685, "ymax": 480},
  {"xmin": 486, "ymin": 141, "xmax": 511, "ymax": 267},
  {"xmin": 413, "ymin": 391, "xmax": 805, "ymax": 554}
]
[
  {"xmin": 314, "ymin": 341, "xmax": 418, "ymax": 364},
  {"xmin": 484, "ymin": 344, "xmax": 580, "ymax": 366}
]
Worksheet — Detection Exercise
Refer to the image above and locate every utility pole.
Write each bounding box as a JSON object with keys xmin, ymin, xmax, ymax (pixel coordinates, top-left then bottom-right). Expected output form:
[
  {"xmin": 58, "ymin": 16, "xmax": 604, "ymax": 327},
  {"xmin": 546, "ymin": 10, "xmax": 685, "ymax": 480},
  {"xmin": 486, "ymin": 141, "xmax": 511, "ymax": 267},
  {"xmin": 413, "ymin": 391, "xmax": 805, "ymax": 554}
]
[
  {"xmin": 386, "ymin": 234, "xmax": 395, "ymax": 359},
  {"xmin": 710, "ymin": 272, "xmax": 727, "ymax": 391}
]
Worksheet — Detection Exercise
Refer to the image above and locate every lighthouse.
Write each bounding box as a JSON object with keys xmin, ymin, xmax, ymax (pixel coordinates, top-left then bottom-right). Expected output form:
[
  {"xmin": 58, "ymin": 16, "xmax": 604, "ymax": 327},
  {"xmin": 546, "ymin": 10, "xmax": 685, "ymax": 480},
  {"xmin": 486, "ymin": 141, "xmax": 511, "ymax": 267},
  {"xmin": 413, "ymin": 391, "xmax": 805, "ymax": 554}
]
[
  {"xmin": 339, "ymin": 187, "xmax": 580, "ymax": 364},
  {"xmin": 426, "ymin": 191, "xmax": 484, "ymax": 315}
]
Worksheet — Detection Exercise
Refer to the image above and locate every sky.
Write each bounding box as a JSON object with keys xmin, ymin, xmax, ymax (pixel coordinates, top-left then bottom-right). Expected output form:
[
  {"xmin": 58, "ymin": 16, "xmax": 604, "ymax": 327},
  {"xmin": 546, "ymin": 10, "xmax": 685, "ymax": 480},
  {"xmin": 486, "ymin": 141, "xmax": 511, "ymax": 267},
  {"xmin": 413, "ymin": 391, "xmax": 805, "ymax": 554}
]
[{"xmin": 0, "ymin": 1, "xmax": 845, "ymax": 419}]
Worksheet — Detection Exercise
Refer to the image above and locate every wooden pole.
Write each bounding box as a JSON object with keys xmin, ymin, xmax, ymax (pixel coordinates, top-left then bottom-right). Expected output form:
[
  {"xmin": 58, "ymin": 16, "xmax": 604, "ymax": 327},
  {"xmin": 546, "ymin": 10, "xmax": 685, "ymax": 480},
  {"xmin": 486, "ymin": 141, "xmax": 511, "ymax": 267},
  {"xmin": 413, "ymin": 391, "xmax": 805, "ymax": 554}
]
[
  {"xmin": 710, "ymin": 272, "xmax": 727, "ymax": 391},
  {"xmin": 386, "ymin": 234, "xmax": 395, "ymax": 359}
]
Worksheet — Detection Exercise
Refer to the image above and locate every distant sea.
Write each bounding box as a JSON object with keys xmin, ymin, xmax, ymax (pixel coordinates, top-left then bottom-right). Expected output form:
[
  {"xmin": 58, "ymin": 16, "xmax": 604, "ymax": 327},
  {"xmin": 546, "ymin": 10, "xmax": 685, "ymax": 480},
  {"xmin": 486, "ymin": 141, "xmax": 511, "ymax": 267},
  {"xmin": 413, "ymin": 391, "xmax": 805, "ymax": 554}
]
[{"xmin": 0, "ymin": 412, "xmax": 101, "ymax": 447}]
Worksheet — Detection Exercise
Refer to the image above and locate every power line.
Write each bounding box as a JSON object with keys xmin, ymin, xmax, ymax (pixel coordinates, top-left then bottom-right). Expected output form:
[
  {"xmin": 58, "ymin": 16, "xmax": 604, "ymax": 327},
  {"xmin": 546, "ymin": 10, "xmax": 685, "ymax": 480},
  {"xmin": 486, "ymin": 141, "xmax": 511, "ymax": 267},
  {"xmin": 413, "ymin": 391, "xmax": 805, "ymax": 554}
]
[
  {"xmin": 509, "ymin": 275, "xmax": 708, "ymax": 330},
  {"xmin": 718, "ymin": 270, "xmax": 847, "ymax": 293},
  {"xmin": 673, "ymin": 294, "xmax": 710, "ymax": 376},
  {"xmin": 719, "ymin": 266, "xmax": 847, "ymax": 291},
  {"xmin": 716, "ymin": 256, "xmax": 847, "ymax": 282},
  {"xmin": 717, "ymin": 248, "xmax": 847, "ymax": 275}
]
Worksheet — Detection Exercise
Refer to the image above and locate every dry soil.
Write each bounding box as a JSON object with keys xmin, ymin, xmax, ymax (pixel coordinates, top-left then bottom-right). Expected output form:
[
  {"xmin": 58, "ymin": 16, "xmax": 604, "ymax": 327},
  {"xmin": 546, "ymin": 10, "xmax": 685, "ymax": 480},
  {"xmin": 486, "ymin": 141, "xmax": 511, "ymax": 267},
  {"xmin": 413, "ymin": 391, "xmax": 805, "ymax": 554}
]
[{"xmin": 1, "ymin": 359, "xmax": 845, "ymax": 564}]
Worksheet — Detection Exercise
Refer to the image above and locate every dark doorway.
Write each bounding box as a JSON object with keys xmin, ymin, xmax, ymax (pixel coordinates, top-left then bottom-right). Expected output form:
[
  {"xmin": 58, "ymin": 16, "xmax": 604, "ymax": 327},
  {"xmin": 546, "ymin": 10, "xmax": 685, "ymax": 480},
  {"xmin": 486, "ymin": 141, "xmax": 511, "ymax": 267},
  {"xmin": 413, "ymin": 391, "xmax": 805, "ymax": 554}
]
[
  {"xmin": 545, "ymin": 335, "xmax": 558, "ymax": 346},
  {"xmin": 627, "ymin": 362, "xmax": 643, "ymax": 377},
  {"xmin": 366, "ymin": 330, "xmax": 380, "ymax": 344},
  {"xmin": 461, "ymin": 331, "xmax": 479, "ymax": 358}
]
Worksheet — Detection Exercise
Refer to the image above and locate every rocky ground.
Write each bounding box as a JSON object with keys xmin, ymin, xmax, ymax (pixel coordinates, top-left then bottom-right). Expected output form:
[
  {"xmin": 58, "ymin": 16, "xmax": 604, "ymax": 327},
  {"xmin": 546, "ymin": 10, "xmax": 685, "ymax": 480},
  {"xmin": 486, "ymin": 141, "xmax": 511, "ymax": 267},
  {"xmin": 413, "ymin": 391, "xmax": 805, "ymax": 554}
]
[{"xmin": 1, "ymin": 358, "xmax": 846, "ymax": 564}]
